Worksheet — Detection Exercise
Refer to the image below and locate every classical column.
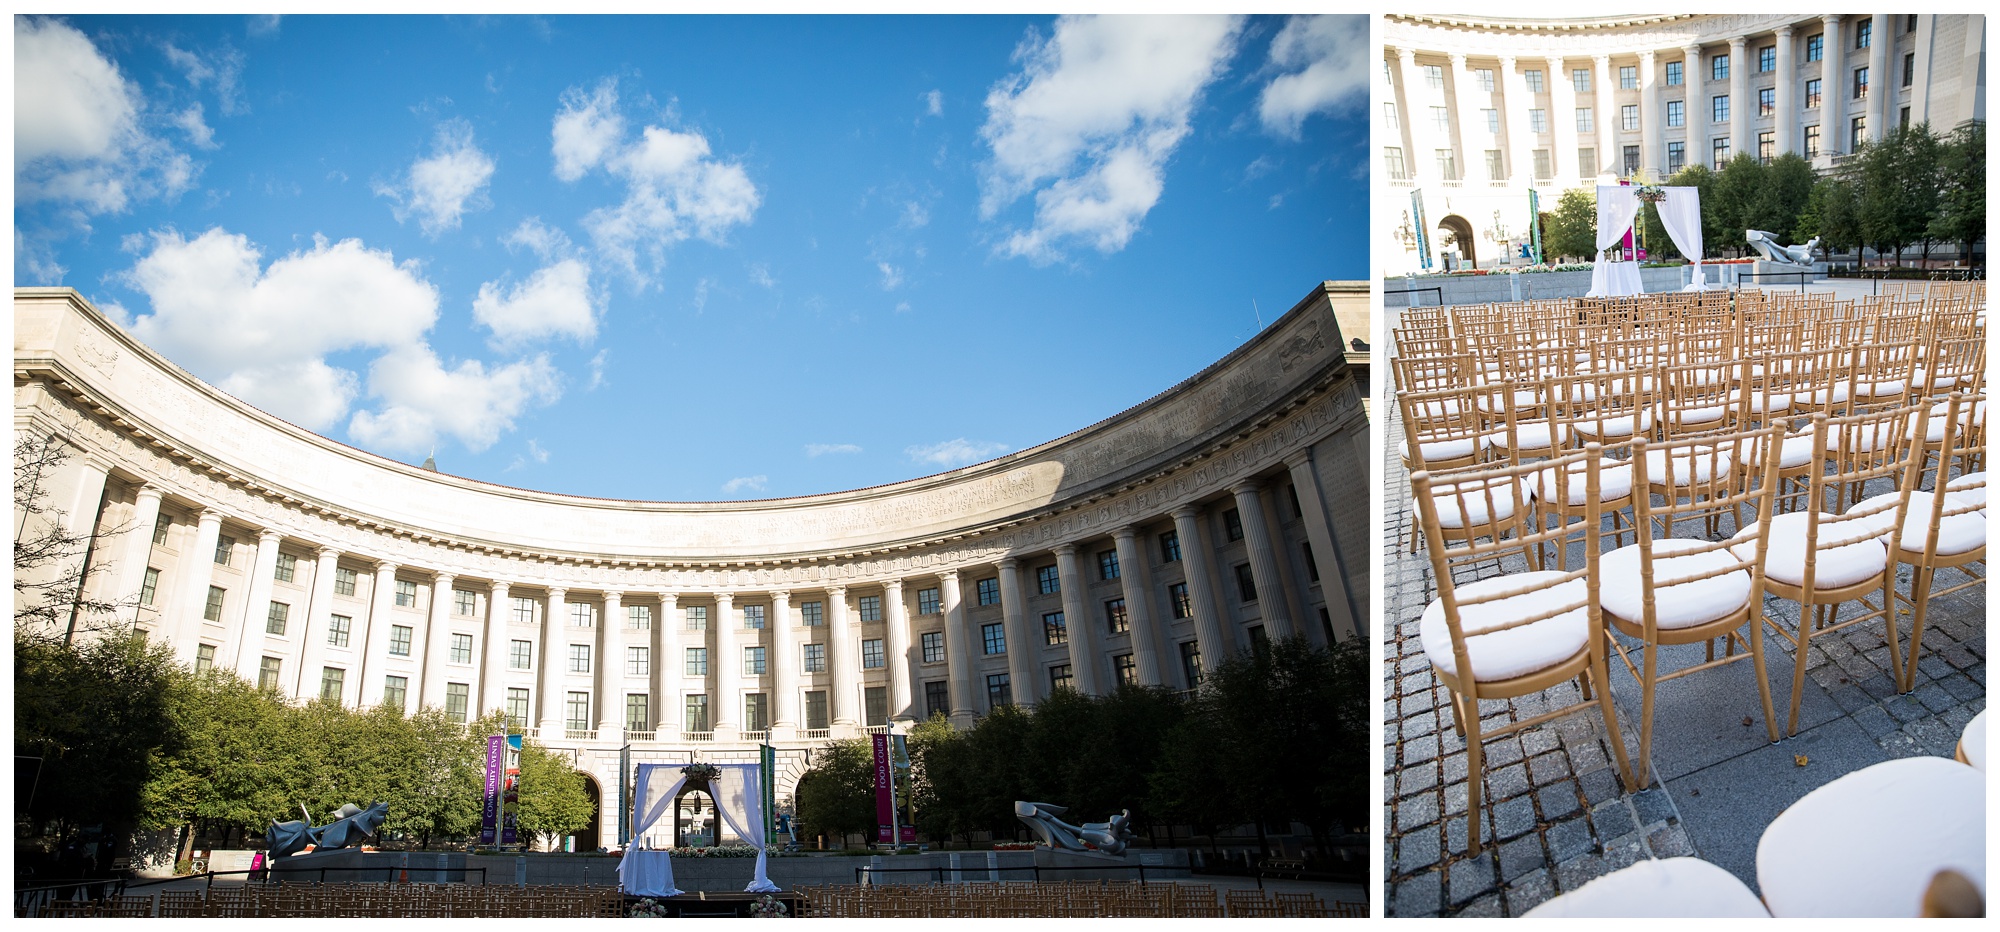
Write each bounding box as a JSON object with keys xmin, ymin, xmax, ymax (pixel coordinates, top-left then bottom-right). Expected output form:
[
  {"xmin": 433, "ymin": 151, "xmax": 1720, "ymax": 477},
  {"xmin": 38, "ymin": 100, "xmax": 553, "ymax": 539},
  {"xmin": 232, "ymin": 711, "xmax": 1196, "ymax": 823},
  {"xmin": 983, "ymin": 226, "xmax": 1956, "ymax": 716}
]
[
  {"xmin": 995, "ymin": 558, "xmax": 1036, "ymax": 705},
  {"xmin": 1231, "ymin": 481, "xmax": 1296, "ymax": 640},
  {"xmin": 939, "ymin": 571, "xmax": 976, "ymax": 727},
  {"xmin": 1593, "ymin": 54, "xmax": 1616, "ymax": 174},
  {"xmin": 713, "ymin": 591, "xmax": 740, "ymax": 737},
  {"xmin": 418, "ymin": 572, "xmax": 455, "ymax": 710},
  {"xmin": 1867, "ymin": 14, "xmax": 1893, "ymax": 137},
  {"xmin": 1393, "ymin": 47, "xmax": 1432, "ymax": 184},
  {"xmin": 1728, "ymin": 37, "xmax": 1750, "ymax": 161},
  {"xmin": 882, "ymin": 580, "xmax": 914, "ymax": 723},
  {"xmin": 1498, "ymin": 55, "xmax": 1533, "ymax": 185},
  {"xmin": 1051, "ymin": 545, "xmax": 1099, "ymax": 695},
  {"xmin": 1823, "ymin": 17, "xmax": 1846, "ymax": 153},
  {"xmin": 1547, "ymin": 55, "xmax": 1581, "ymax": 180},
  {"xmin": 115, "ymin": 485, "xmax": 163, "ymax": 628},
  {"xmin": 1286, "ymin": 452, "xmax": 1358, "ymax": 643},
  {"xmin": 481, "ymin": 581, "xmax": 512, "ymax": 718},
  {"xmin": 1638, "ymin": 50, "xmax": 1660, "ymax": 178},
  {"xmin": 536, "ymin": 587, "xmax": 566, "ymax": 734},
  {"xmin": 231, "ymin": 530, "xmax": 284, "ymax": 677},
  {"xmin": 1111, "ymin": 527, "xmax": 1164, "ymax": 686},
  {"xmin": 1775, "ymin": 24, "xmax": 1797, "ymax": 155},
  {"xmin": 597, "ymin": 590, "xmax": 624, "ymax": 740},
  {"xmin": 769, "ymin": 590, "xmax": 798, "ymax": 738},
  {"xmin": 358, "ymin": 561, "xmax": 400, "ymax": 708},
  {"xmin": 1448, "ymin": 52, "xmax": 1485, "ymax": 185},
  {"xmin": 296, "ymin": 547, "xmax": 342, "ymax": 700},
  {"xmin": 825, "ymin": 586, "xmax": 859, "ymax": 731},
  {"xmin": 1682, "ymin": 44, "xmax": 1707, "ymax": 169},
  {"xmin": 655, "ymin": 593, "xmax": 679, "ymax": 733},
  {"xmin": 1170, "ymin": 505, "xmax": 1230, "ymax": 672},
  {"xmin": 172, "ymin": 508, "xmax": 225, "ymax": 664}
]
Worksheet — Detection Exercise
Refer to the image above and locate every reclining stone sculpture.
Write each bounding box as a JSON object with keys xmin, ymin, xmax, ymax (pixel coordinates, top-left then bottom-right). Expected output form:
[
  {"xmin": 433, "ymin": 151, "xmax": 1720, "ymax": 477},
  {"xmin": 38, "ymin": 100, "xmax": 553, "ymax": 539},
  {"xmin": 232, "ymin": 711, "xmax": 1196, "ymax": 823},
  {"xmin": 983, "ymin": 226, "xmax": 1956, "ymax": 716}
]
[
  {"xmin": 268, "ymin": 802, "xmax": 389, "ymax": 859},
  {"xmin": 1746, "ymin": 229, "xmax": 1820, "ymax": 267},
  {"xmin": 1013, "ymin": 801, "xmax": 1136, "ymax": 856}
]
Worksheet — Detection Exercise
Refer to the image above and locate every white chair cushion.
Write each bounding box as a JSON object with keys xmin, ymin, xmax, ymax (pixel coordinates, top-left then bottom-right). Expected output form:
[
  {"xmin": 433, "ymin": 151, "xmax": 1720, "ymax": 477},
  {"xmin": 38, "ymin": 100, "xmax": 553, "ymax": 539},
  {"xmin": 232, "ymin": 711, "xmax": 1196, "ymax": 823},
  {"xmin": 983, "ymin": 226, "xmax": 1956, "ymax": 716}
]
[
  {"xmin": 1853, "ymin": 490, "xmax": 1986, "ymax": 557},
  {"xmin": 1533, "ymin": 461, "xmax": 1635, "ymax": 505},
  {"xmin": 1910, "ymin": 368, "xmax": 1963, "ymax": 389},
  {"xmin": 1667, "ymin": 404, "xmax": 1728, "ymax": 426},
  {"xmin": 1727, "ymin": 388, "xmax": 1792, "ymax": 414},
  {"xmin": 1857, "ymin": 378, "xmax": 1907, "ymax": 397},
  {"xmin": 1730, "ymin": 511, "xmax": 1889, "ymax": 590},
  {"xmin": 1829, "ymin": 421, "xmax": 1901, "ymax": 453},
  {"xmin": 1806, "ymin": 382, "xmax": 1853, "ymax": 405},
  {"xmin": 1573, "ymin": 411, "xmax": 1655, "ymax": 438},
  {"xmin": 1963, "ymin": 709, "xmax": 1987, "ymax": 772},
  {"xmin": 1643, "ymin": 446, "xmax": 1735, "ymax": 486},
  {"xmin": 1404, "ymin": 397, "xmax": 1465, "ymax": 419},
  {"xmin": 1601, "ymin": 539, "xmax": 1753, "ymax": 630},
  {"xmin": 1419, "ymin": 571, "xmax": 1589, "ymax": 682},
  {"xmin": 1493, "ymin": 421, "xmax": 1567, "ymax": 450},
  {"xmin": 1400, "ymin": 435, "xmax": 1487, "ymax": 463},
  {"xmin": 1744, "ymin": 432, "xmax": 1817, "ymax": 469},
  {"xmin": 1928, "ymin": 398, "xmax": 1987, "ymax": 428},
  {"xmin": 1946, "ymin": 472, "xmax": 1985, "ymax": 508},
  {"xmin": 1757, "ymin": 757, "xmax": 1987, "ymax": 917},
  {"xmin": 1473, "ymin": 387, "xmax": 1541, "ymax": 413},
  {"xmin": 1523, "ymin": 857, "xmax": 1770, "ymax": 918},
  {"xmin": 1421, "ymin": 476, "xmax": 1532, "ymax": 529}
]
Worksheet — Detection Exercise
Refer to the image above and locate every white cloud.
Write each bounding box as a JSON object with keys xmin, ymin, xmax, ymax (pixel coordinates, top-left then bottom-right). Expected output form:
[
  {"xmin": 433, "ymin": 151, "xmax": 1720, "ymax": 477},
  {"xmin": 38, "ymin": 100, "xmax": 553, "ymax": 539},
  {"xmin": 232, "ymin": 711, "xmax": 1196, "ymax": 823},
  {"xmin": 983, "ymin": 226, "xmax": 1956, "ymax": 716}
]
[
  {"xmin": 503, "ymin": 216, "xmax": 572, "ymax": 259},
  {"xmin": 550, "ymin": 78, "xmax": 761, "ymax": 286},
  {"xmin": 923, "ymin": 89, "xmax": 943, "ymax": 117},
  {"xmin": 587, "ymin": 349, "xmax": 608, "ymax": 390},
  {"xmin": 162, "ymin": 41, "xmax": 246, "ymax": 116},
  {"xmin": 899, "ymin": 200, "xmax": 931, "ymax": 229},
  {"xmin": 246, "ymin": 15, "xmax": 281, "ymax": 38},
  {"xmin": 14, "ymin": 17, "xmax": 199, "ymax": 215},
  {"xmin": 472, "ymin": 257, "xmax": 597, "ymax": 348},
  {"xmin": 1256, "ymin": 14, "xmax": 1368, "ymax": 139},
  {"xmin": 527, "ymin": 438, "xmax": 550, "ymax": 463},
  {"xmin": 15, "ymin": 226, "xmax": 67, "ymax": 284},
  {"xmin": 979, "ymin": 15, "xmax": 1241, "ymax": 264},
  {"xmin": 748, "ymin": 262, "xmax": 775, "ymax": 289},
  {"xmin": 876, "ymin": 261, "xmax": 903, "ymax": 290},
  {"xmin": 377, "ymin": 120, "xmax": 495, "ymax": 237},
  {"xmin": 805, "ymin": 443, "xmax": 861, "ymax": 457},
  {"xmin": 906, "ymin": 438, "xmax": 1010, "ymax": 468},
  {"xmin": 721, "ymin": 475, "xmax": 768, "ymax": 495},
  {"xmin": 348, "ymin": 345, "xmax": 561, "ymax": 454},
  {"xmin": 173, "ymin": 105, "xmax": 217, "ymax": 149}
]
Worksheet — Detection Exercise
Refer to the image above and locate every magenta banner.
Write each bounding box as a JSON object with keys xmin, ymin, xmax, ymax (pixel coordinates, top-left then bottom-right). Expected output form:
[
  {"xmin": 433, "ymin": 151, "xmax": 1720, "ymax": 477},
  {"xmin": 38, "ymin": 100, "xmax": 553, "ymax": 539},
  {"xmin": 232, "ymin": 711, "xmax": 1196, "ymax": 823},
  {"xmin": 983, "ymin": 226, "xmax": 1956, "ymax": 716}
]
[
  {"xmin": 479, "ymin": 735, "xmax": 503, "ymax": 844},
  {"xmin": 873, "ymin": 733, "xmax": 893, "ymax": 843}
]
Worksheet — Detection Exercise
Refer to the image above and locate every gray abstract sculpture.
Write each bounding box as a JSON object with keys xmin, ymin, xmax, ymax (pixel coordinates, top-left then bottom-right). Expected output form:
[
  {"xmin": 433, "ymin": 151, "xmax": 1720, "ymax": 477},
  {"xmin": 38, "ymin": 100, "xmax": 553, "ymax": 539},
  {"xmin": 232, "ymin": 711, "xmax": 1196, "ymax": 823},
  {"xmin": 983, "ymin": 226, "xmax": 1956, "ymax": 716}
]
[
  {"xmin": 1014, "ymin": 801, "xmax": 1136, "ymax": 856},
  {"xmin": 268, "ymin": 802, "xmax": 389, "ymax": 859},
  {"xmin": 1746, "ymin": 229, "xmax": 1820, "ymax": 267}
]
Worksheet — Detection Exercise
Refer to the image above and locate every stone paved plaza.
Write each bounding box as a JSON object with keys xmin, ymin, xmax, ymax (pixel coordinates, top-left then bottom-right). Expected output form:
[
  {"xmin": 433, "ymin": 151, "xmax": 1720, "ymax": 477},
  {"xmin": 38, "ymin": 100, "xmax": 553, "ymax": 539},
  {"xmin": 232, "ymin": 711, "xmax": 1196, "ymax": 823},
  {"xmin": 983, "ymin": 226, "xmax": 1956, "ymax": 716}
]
[{"xmin": 1380, "ymin": 298, "xmax": 1987, "ymax": 917}]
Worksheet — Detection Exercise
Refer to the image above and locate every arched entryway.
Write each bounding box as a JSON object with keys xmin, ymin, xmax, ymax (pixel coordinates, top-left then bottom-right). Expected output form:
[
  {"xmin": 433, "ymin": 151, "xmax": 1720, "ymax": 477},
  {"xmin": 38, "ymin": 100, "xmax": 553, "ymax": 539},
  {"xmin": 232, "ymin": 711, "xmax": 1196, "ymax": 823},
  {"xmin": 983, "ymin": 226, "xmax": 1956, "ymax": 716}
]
[
  {"xmin": 575, "ymin": 774, "xmax": 601, "ymax": 852},
  {"xmin": 1438, "ymin": 214, "xmax": 1477, "ymax": 270},
  {"xmin": 672, "ymin": 786, "xmax": 719, "ymax": 848}
]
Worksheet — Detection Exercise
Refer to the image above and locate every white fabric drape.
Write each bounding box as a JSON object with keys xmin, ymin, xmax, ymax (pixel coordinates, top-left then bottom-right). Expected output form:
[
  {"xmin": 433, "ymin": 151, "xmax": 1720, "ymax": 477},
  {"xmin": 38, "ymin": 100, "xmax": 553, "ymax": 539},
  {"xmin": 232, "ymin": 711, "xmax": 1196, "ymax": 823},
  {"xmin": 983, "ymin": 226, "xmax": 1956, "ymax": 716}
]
[
  {"xmin": 618, "ymin": 768, "xmax": 689, "ymax": 897},
  {"xmin": 1594, "ymin": 186, "xmax": 1643, "ymax": 255},
  {"xmin": 710, "ymin": 763, "xmax": 779, "ymax": 893},
  {"xmin": 1656, "ymin": 187, "xmax": 1707, "ymax": 289}
]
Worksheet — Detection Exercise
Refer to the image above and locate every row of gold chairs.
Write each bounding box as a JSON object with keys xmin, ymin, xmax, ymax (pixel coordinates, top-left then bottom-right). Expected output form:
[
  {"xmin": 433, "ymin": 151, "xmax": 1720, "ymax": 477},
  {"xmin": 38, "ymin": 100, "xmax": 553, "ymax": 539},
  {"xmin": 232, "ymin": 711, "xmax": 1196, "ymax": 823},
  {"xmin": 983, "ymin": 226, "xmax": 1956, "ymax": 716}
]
[
  {"xmin": 794, "ymin": 881, "xmax": 1358, "ymax": 918},
  {"xmin": 136, "ymin": 883, "xmax": 625, "ymax": 917}
]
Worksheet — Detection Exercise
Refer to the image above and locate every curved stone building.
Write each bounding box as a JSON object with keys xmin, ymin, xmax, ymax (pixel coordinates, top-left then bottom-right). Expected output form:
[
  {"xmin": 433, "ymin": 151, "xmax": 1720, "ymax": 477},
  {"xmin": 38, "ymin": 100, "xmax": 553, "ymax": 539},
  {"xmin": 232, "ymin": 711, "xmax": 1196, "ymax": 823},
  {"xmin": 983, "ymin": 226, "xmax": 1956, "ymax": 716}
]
[
  {"xmin": 13, "ymin": 282, "xmax": 1369, "ymax": 847},
  {"xmin": 1379, "ymin": 14, "xmax": 1987, "ymax": 274}
]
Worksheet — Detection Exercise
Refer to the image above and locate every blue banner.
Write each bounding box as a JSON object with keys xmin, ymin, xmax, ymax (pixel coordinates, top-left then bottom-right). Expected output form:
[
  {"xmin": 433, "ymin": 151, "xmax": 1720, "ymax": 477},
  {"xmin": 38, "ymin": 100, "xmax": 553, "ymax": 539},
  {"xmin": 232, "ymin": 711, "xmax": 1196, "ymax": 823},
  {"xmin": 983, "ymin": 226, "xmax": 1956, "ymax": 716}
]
[
  {"xmin": 1412, "ymin": 190, "xmax": 1432, "ymax": 271},
  {"xmin": 1528, "ymin": 189, "xmax": 1543, "ymax": 266}
]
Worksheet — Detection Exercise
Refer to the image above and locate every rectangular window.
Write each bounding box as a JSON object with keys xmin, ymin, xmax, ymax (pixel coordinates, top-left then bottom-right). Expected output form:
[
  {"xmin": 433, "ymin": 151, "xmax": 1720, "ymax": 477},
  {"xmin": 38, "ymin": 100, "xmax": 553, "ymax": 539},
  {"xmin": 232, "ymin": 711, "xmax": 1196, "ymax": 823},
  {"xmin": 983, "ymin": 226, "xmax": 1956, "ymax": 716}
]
[
  {"xmin": 510, "ymin": 639, "xmax": 532, "ymax": 670},
  {"xmin": 1484, "ymin": 109, "xmax": 1499, "ymax": 134},
  {"xmin": 1098, "ymin": 549, "xmax": 1120, "ymax": 580},
  {"xmin": 1805, "ymin": 124, "xmax": 1821, "ymax": 158},
  {"xmin": 328, "ymin": 614, "xmax": 352, "ymax": 647},
  {"xmin": 1712, "ymin": 54, "xmax": 1729, "ymax": 82},
  {"xmin": 1712, "ymin": 95, "xmax": 1729, "ymax": 123},
  {"xmin": 334, "ymin": 566, "xmax": 357, "ymax": 597},
  {"xmin": 1807, "ymin": 34, "xmax": 1823, "ymax": 62},
  {"xmin": 564, "ymin": 692, "xmax": 589, "ymax": 732},
  {"xmin": 1169, "ymin": 582, "xmax": 1192, "ymax": 619},
  {"xmin": 924, "ymin": 681, "xmax": 949, "ymax": 720},
  {"xmin": 1621, "ymin": 105, "xmax": 1638, "ymax": 131},
  {"xmin": 1807, "ymin": 78, "xmax": 1823, "ymax": 109},
  {"xmin": 568, "ymin": 643, "xmax": 590, "ymax": 673},
  {"xmin": 1114, "ymin": 654, "xmax": 1137, "ymax": 687},
  {"xmin": 152, "ymin": 516, "xmax": 171, "ymax": 546},
  {"xmin": 214, "ymin": 535, "xmax": 234, "ymax": 566},
  {"xmin": 922, "ymin": 631, "xmax": 946, "ymax": 664},
  {"xmin": 1105, "ymin": 598, "xmax": 1129, "ymax": 635},
  {"xmin": 1429, "ymin": 105, "xmax": 1450, "ymax": 134},
  {"xmin": 1857, "ymin": 19, "xmax": 1871, "ymax": 49},
  {"xmin": 561, "ymin": 602, "xmax": 591, "ymax": 628},
  {"xmin": 800, "ymin": 644, "xmax": 824, "ymax": 673},
  {"xmin": 1666, "ymin": 61, "xmax": 1683, "ymax": 86},
  {"xmin": 274, "ymin": 552, "xmax": 296, "ymax": 583},
  {"xmin": 1529, "ymin": 109, "xmax": 1548, "ymax": 134},
  {"xmin": 804, "ymin": 691, "xmax": 829, "ymax": 731},
  {"xmin": 1623, "ymin": 144, "xmax": 1641, "ymax": 175},
  {"xmin": 982, "ymin": 623, "xmax": 1006, "ymax": 655},
  {"xmin": 1224, "ymin": 509, "xmax": 1245, "ymax": 542},
  {"xmin": 511, "ymin": 597, "xmax": 534, "ymax": 624},
  {"xmin": 686, "ymin": 695, "xmax": 710, "ymax": 733},
  {"xmin": 451, "ymin": 633, "xmax": 474, "ymax": 664},
  {"xmin": 320, "ymin": 667, "xmax": 345, "ymax": 701},
  {"xmin": 976, "ymin": 578, "xmax": 999, "ymax": 606},
  {"xmin": 394, "ymin": 579, "xmax": 417, "ymax": 608},
  {"xmin": 1906, "ymin": 14, "xmax": 1917, "ymax": 33},
  {"xmin": 1423, "ymin": 64, "xmax": 1443, "ymax": 88},
  {"xmin": 1903, "ymin": 52, "xmax": 1915, "ymax": 87},
  {"xmin": 1382, "ymin": 101, "xmax": 1400, "ymax": 130},
  {"xmin": 626, "ymin": 694, "xmax": 649, "ymax": 733},
  {"xmin": 506, "ymin": 688, "xmax": 530, "ymax": 729},
  {"xmin": 1759, "ymin": 87, "xmax": 1775, "ymax": 118},
  {"xmin": 1758, "ymin": 132, "xmax": 1775, "ymax": 163},
  {"xmin": 1525, "ymin": 69, "xmax": 1544, "ymax": 93},
  {"xmin": 1667, "ymin": 140, "xmax": 1686, "ymax": 173},
  {"xmin": 917, "ymin": 587, "xmax": 941, "ymax": 615},
  {"xmin": 628, "ymin": 604, "xmax": 652, "ymax": 629},
  {"xmin": 1179, "ymin": 641, "xmax": 1202, "ymax": 688},
  {"xmin": 1036, "ymin": 564, "xmax": 1060, "ymax": 595},
  {"xmin": 627, "ymin": 646, "xmax": 650, "ymax": 676},
  {"xmin": 389, "ymin": 624, "xmax": 412, "ymax": 656},
  {"xmin": 1619, "ymin": 65, "xmax": 1637, "ymax": 89},
  {"xmin": 856, "ymin": 596, "xmax": 880, "ymax": 623},
  {"xmin": 204, "ymin": 585, "xmax": 226, "ymax": 622},
  {"xmin": 1576, "ymin": 107, "xmax": 1593, "ymax": 133},
  {"xmin": 1667, "ymin": 99, "xmax": 1684, "ymax": 127},
  {"xmin": 195, "ymin": 643, "xmax": 215, "ymax": 674},
  {"xmin": 1854, "ymin": 67, "xmax": 1868, "ymax": 100},
  {"xmin": 1573, "ymin": 68, "xmax": 1591, "ymax": 93},
  {"xmin": 745, "ymin": 693, "xmax": 769, "ymax": 732},
  {"xmin": 1049, "ymin": 664, "xmax": 1073, "ymax": 693},
  {"xmin": 686, "ymin": 605, "xmax": 708, "ymax": 630},
  {"xmin": 1043, "ymin": 612, "xmax": 1067, "ymax": 646},
  {"xmin": 454, "ymin": 589, "xmax": 476, "ymax": 616},
  {"xmin": 744, "ymin": 645, "xmax": 767, "ymax": 676},
  {"xmin": 864, "ymin": 686, "xmax": 888, "ymax": 727},
  {"xmin": 1435, "ymin": 149, "xmax": 1457, "ymax": 181},
  {"xmin": 1159, "ymin": 531, "xmax": 1181, "ymax": 562},
  {"xmin": 1384, "ymin": 147, "xmax": 1408, "ymax": 180},
  {"xmin": 1759, "ymin": 46, "xmax": 1775, "ymax": 73},
  {"xmin": 1533, "ymin": 149, "xmax": 1552, "ymax": 180},
  {"xmin": 1235, "ymin": 563, "xmax": 1258, "ymax": 602},
  {"xmin": 986, "ymin": 673, "xmax": 1012, "ymax": 709},
  {"xmin": 259, "ymin": 656, "xmax": 282, "ymax": 691},
  {"xmin": 266, "ymin": 601, "xmax": 289, "ymax": 635},
  {"xmin": 744, "ymin": 604, "xmax": 767, "ymax": 629},
  {"xmin": 860, "ymin": 638, "xmax": 884, "ymax": 669},
  {"xmin": 1900, "ymin": 106, "xmax": 1910, "ymax": 130},
  {"xmin": 140, "ymin": 567, "xmax": 160, "ymax": 606},
  {"xmin": 1476, "ymin": 68, "xmax": 1494, "ymax": 92},
  {"xmin": 1713, "ymin": 137, "xmax": 1731, "ymax": 169},
  {"xmin": 801, "ymin": 601, "xmax": 824, "ymax": 626},
  {"xmin": 1249, "ymin": 625, "xmax": 1270, "ymax": 655},
  {"xmin": 689, "ymin": 647, "xmax": 712, "ymax": 675},
  {"xmin": 446, "ymin": 683, "xmax": 470, "ymax": 723},
  {"xmin": 1851, "ymin": 115, "xmax": 1866, "ymax": 151},
  {"xmin": 385, "ymin": 675, "xmax": 408, "ymax": 712},
  {"xmin": 1578, "ymin": 147, "xmax": 1596, "ymax": 173}
]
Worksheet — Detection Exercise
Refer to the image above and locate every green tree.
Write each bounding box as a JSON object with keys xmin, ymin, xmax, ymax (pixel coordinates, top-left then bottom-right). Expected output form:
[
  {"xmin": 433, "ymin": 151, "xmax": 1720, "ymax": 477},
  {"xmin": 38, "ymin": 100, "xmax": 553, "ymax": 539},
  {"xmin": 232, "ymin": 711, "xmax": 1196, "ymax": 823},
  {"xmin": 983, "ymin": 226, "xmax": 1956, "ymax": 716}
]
[
  {"xmin": 1928, "ymin": 120, "xmax": 1984, "ymax": 263},
  {"xmin": 138, "ymin": 666, "xmax": 294, "ymax": 859},
  {"xmin": 793, "ymin": 738, "xmax": 878, "ymax": 847},
  {"xmin": 1856, "ymin": 123, "xmax": 1942, "ymax": 265},
  {"xmin": 1541, "ymin": 188, "xmax": 1597, "ymax": 262},
  {"xmin": 1709, "ymin": 153, "xmax": 1767, "ymax": 256},
  {"xmin": 1747, "ymin": 153, "xmax": 1817, "ymax": 245},
  {"xmin": 396, "ymin": 707, "xmax": 493, "ymax": 848},
  {"xmin": 511, "ymin": 740, "xmax": 592, "ymax": 849}
]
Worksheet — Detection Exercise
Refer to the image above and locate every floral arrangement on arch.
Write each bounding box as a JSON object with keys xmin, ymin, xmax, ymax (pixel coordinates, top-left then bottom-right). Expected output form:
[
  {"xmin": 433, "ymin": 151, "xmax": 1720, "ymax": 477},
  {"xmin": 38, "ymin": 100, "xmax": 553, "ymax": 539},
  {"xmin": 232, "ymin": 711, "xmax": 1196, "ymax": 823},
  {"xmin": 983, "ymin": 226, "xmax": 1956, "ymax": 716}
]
[
  {"xmin": 670, "ymin": 844, "xmax": 761, "ymax": 858},
  {"xmin": 747, "ymin": 894, "xmax": 790, "ymax": 918},
  {"xmin": 1634, "ymin": 184, "xmax": 1667, "ymax": 204},
  {"xmin": 681, "ymin": 763, "xmax": 722, "ymax": 783}
]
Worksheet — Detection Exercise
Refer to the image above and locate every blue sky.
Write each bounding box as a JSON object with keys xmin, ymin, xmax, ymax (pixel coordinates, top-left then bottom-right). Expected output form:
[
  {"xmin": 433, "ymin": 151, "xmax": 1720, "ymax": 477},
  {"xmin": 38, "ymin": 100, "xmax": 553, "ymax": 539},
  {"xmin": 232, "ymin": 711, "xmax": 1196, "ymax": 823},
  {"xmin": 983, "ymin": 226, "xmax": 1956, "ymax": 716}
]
[{"xmin": 15, "ymin": 14, "xmax": 1369, "ymax": 501}]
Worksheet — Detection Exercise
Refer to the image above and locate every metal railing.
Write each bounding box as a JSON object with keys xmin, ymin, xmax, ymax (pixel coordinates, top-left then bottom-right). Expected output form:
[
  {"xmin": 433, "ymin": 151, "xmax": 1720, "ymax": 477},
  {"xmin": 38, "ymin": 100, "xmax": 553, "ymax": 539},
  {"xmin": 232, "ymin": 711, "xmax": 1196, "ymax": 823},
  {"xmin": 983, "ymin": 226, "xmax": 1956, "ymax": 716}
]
[
  {"xmin": 1384, "ymin": 286, "xmax": 1445, "ymax": 308},
  {"xmin": 1735, "ymin": 270, "xmax": 1814, "ymax": 292},
  {"xmin": 854, "ymin": 862, "xmax": 1165, "ymax": 886},
  {"xmin": 15, "ymin": 878, "xmax": 128, "ymax": 917}
]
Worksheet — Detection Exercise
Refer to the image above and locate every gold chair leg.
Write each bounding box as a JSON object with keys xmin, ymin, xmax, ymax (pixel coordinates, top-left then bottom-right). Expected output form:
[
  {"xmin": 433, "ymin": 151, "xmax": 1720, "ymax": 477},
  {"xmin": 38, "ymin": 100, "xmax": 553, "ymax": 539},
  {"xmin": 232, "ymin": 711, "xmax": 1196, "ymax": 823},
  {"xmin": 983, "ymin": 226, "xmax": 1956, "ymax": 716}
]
[
  {"xmin": 1900, "ymin": 565, "xmax": 1937, "ymax": 693},
  {"xmin": 1748, "ymin": 611, "xmax": 1781, "ymax": 743},
  {"xmin": 1463, "ymin": 702, "xmax": 1486, "ymax": 856},
  {"xmin": 1594, "ymin": 645, "xmax": 1637, "ymax": 791},
  {"xmin": 1635, "ymin": 636, "xmax": 1658, "ymax": 790},
  {"xmin": 1786, "ymin": 607, "xmax": 1813, "ymax": 738}
]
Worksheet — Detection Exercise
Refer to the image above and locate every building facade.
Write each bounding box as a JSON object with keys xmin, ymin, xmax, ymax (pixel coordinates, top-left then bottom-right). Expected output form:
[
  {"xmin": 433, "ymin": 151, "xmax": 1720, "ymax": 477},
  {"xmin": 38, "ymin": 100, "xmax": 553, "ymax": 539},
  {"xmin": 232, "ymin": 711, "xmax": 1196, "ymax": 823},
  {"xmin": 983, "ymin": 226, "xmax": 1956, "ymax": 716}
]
[
  {"xmin": 1379, "ymin": 14, "xmax": 1988, "ymax": 275},
  {"xmin": 13, "ymin": 282, "xmax": 1370, "ymax": 848}
]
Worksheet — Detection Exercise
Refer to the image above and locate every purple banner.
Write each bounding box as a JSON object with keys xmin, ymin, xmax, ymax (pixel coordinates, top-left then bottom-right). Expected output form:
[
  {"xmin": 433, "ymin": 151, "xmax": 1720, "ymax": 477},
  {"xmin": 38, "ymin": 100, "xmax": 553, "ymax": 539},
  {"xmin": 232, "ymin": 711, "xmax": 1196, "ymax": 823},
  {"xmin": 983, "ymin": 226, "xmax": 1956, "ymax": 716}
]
[
  {"xmin": 873, "ymin": 733, "xmax": 893, "ymax": 843},
  {"xmin": 501, "ymin": 734, "xmax": 523, "ymax": 846},
  {"xmin": 480, "ymin": 735, "xmax": 503, "ymax": 844}
]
